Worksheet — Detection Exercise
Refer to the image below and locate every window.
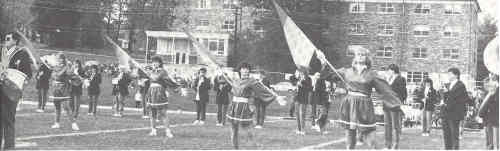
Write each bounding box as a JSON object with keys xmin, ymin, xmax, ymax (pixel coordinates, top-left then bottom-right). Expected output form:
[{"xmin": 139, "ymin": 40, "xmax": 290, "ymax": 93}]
[
  {"xmin": 199, "ymin": 38, "xmax": 225, "ymax": 55},
  {"xmin": 197, "ymin": 0, "xmax": 210, "ymax": 9},
  {"xmin": 347, "ymin": 45, "xmax": 366, "ymax": 56},
  {"xmin": 379, "ymin": 3, "xmax": 395, "ymax": 13},
  {"xmin": 223, "ymin": 0, "xmax": 237, "ymax": 10},
  {"xmin": 175, "ymin": 52, "xmax": 188, "ymax": 64},
  {"xmin": 412, "ymin": 48, "xmax": 428, "ymax": 58},
  {"xmin": 349, "ymin": 3, "xmax": 366, "ymax": 13},
  {"xmin": 197, "ymin": 19, "xmax": 209, "ymax": 27},
  {"xmin": 376, "ymin": 46, "xmax": 393, "ymax": 58},
  {"xmin": 147, "ymin": 37, "xmax": 157, "ymax": 51},
  {"xmin": 444, "ymin": 4, "xmax": 462, "ymax": 14},
  {"xmin": 413, "ymin": 25, "xmax": 430, "ymax": 36},
  {"xmin": 254, "ymin": 25, "xmax": 264, "ymax": 33},
  {"xmin": 349, "ymin": 23, "xmax": 364, "ymax": 35},
  {"xmin": 443, "ymin": 26, "xmax": 460, "ymax": 37},
  {"xmin": 442, "ymin": 49, "xmax": 459, "ymax": 60},
  {"xmin": 255, "ymin": 0, "xmax": 270, "ymax": 12},
  {"xmin": 121, "ymin": 40, "xmax": 129, "ymax": 49},
  {"xmin": 414, "ymin": 4, "xmax": 431, "ymax": 14},
  {"xmin": 222, "ymin": 20, "xmax": 235, "ymax": 30},
  {"xmin": 378, "ymin": 24, "xmax": 394, "ymax": 36},
  {"xmin": 407, "ymin": 72, "xmax": 429, "ymax": 83},
  {"xmin": 217, "ymin": 39, "xmax": 224, "ymax": 55}
]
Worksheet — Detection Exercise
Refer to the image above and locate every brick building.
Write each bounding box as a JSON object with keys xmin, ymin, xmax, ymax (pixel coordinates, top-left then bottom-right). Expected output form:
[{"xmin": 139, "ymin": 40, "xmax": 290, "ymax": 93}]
[
  {"xmin": 143, "ymin": 0, "xmax": 266, "ymax": 75},
  {"xmin": 140, "ymin": 0, "xmax": 480, "ymax": 89},
  {"xmin": 322, "ymin": 0, "xmax": 481, "ymax": 89}
]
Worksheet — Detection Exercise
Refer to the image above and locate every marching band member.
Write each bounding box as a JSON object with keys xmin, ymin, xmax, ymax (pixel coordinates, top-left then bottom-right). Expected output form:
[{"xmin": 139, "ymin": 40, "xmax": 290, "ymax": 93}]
[
  {"xmin": 226, "ymin": 62, "xmax": 286, "ymax": 149},
  {"xmin": 294, "ymin": 69, "xmax": 312, "ymax": 135},
  {"xmin": 316, "ymin": 79, "xmax": 335, "ymax": 134},
  {"xmin": 36, "ymin": 60, "xmax": 52, "ymax": 112},
  {"xmin": 254, "ymin": 70, "xmax": 272, "ymax": 129},
  {"xmin": 192, "ymin": 68, "xmax": 211, "ymax": 125},
  {"xmin": 214, "ymin": 73, "xmax": 232, "ymax": 126},
  {"xmin": 479, "ymin": 73, "xmax": 499, "ymax": 149},
  {"xmin": 441, "ymin": 68, "xmax": 470, "ymax": 150},
  {"xmin": 0, "ymin": 31, "xmax": 34, "ymax": 149},
  {"xmin": 50, "ymin": 53, "xmax": 80, "ymax": 131},
  {"xmin": 310, "ymin": 72, "xmax": 327, "ymax": 131},
  {"xmin": 69, "ymin": 60, "xmax": 85, "ymax": 124},
  {"xmin": 321, "ymin": 46, "xmax": 403, "ymax": 149},
  {"xmin": 138, "ymin": 76, "xmax": 151, "ymax": 118},
  {"xmin": 87, "ymin": 65, "xmax": 102, "ymax": 116},
  {"xmin": 383, "ymin": 64, "xmax": 407, "ymax": 149},
  {"xmin": 143, "ymin": 56, "xmax": 179, "ymax": 138},
  {"xmin": 416, "ymin": 78, "xmax": 438, "ymax": 137},
  {"xmin": 112, "ymin": 65, "xmax": 132, "ymax": 117}
]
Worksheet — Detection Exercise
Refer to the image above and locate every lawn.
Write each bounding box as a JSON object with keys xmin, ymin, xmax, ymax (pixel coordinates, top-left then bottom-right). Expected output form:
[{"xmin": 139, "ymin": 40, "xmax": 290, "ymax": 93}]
[
  {"xmin": 15, "ymin": 51, "xmax": 488, "ymax": 149},
  {"xmin": 15, "ymin": 101, "xmax": 488, "ymax": 150},
  {"xmin": 22, "ymin": 75, "xmax": 344, "ymax": 119}
]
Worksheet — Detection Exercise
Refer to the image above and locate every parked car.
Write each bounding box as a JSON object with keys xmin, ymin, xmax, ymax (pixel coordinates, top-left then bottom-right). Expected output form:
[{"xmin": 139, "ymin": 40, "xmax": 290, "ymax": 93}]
[{"xmin": 271, "ymin": 82, "xmax": 295, "ymax": 92}]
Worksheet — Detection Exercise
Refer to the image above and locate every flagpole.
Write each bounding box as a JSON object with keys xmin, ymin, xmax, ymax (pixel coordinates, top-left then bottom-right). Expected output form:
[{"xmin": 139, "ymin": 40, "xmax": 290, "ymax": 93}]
[
  {"xmin": 104, "ymin": 35, "xmax": 153, "ymax": 80},
  {"xmin": 315, "ymin": 50, "xmax": 350, "ymax": 88},
  {"xmin": 271, "ymin": 0, "xmax": 351, "ymax": 89},
  {"xmin": 15, "ymin": 30, "xmax": 40, "ymax": 70}
]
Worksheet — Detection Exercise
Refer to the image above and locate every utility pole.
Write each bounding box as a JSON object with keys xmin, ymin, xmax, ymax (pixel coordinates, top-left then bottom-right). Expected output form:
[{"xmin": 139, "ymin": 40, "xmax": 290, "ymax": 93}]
[
  {"xmin": 115, "ymin": 0, "xmax": 124, "ymax": 41},
  {"xmin": 106, "ymin": 0, "xmax": 114, "ymax": 36},
  {"xmin": 233, "ymin": 1, "xmax": 241, "ymax": 67}
]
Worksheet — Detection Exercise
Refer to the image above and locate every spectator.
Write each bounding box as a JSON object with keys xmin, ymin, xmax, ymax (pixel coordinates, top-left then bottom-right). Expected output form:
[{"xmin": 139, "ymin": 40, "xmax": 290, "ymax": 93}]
[
  {"xmin": 416, "ymin": 78, "xmax": 439, "ymax": 137},
  {"xmin": 192, "ymin": 68, "xmax": 211, "ymax": 125},
  {"xmin": 441, "ymin": 68, "xmax": 469, "ymax": 150},
  {"xmin": 36, "ymin": 61, "xmax": 52, "ymax": 112}
]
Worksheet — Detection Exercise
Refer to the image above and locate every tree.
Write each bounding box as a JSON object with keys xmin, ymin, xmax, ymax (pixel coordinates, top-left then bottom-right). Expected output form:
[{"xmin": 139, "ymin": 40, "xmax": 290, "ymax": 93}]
[
  {"xmin": 231, "ymin": 0, "xmax": 330, "ymax": 73},
  {"xmin": 126, "ymin": 0, "xmax": 177, "ymax": 52},
  {"xmin": 476, "ymin": 15, "xmax": 497, "ymax": 81},
  {"xmin": 0, "ymin": 0, "xmax": 36, "ymax": 34}
]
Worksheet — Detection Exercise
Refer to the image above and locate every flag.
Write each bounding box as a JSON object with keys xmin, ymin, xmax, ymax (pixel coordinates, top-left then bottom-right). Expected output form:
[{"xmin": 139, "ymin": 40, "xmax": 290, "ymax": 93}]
[
  {"xmin": 272, "ymin": 0, "xmax": 326, "ymax": 71},
  {"xmin": 182, "ymin": 29, "xmax": 234, "ymax": 85},
  {"xmin": 183, "ymin": 29, "xmax": 287, "ymax": 105},
  {"xmin": 13, "ymin": 30, "xmax": 40, "ymax": 70},
  {"xmin": 103, "ymin": 35, "xmax": 149, "ymax": 79},
  {"xmin": 182, "ymin": 29, "xmax": 222, "ymax": 69}
]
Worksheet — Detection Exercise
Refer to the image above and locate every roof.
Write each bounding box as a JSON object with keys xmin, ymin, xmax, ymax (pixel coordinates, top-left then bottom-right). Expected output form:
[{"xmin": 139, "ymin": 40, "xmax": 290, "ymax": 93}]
[{"xmin": 145, "ymin": 31, "xmax": 230, "ymax": 39}]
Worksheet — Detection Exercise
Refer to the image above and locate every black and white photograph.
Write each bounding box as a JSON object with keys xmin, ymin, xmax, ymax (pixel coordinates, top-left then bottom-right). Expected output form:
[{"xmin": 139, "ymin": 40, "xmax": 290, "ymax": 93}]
[{"xmin": 0, "ymin": 0, "xmax": 498, "ymax": 150}]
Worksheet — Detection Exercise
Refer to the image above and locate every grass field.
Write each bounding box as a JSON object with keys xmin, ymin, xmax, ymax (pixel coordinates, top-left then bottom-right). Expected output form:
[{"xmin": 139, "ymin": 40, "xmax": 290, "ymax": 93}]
[{"xmin": 13, "ymin": 76, "xmax": 489, "ymax": 150}]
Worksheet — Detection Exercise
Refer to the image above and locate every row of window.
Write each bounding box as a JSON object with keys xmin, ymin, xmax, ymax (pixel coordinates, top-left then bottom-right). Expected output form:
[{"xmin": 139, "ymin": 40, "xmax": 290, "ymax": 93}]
[
  {"xmin": 197, "ymin": 0, "xmax": 240, "ymax": 9},
  {"xmin": 197, "ymin": 19, "xmax": 265, "ymax": 32},
  {"xmin": 407, "ymin": 72, "xmax": 429, "ymax": 83},
  {"xmin": 349, "ymin": 23, "xmax": 461, "ymax": 37},
  {"xmin": 347, "ymin": 45, "xmax": 460, "ymax": 60},
  {"xmin": 197, "ymin": 0, "xmax": 465, "ymax": 15},
  {"xmin": 148, "ymin": 37, "xmax": 226, "ymax": 56},
  {"xmin": 350, "ymin": 3, "xmax": 463, "ymax": 14}
]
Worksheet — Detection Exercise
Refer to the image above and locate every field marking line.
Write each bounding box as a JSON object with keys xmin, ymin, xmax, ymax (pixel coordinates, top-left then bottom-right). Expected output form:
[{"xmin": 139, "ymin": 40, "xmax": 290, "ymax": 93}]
[
  {"xmin": 297, "ymin": 138, "xmax": 346, "ymax": 150},
  {"xmin": 20, "ymin": 101, "xmax": 286, "ymax": 120},
  {"xmin": 16, "ymin": 123, "xmax": 193, "ymax": 141}
]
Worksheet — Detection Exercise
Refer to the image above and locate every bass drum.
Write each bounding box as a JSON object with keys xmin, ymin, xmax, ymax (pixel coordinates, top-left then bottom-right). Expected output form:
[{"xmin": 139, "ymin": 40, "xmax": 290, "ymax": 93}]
[
  {"xmin": 484, "ymin": 36, "xmax": 498, "ymax": 74},
  {"xmin": 1, "ymin": 69, "xmax": 27, "ymax": 102}
]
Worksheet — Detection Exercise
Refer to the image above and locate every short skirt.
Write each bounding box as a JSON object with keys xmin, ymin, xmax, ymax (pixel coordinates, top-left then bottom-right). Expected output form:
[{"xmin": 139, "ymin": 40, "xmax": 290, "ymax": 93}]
[
  {"xmin": 339, "ymin": 94, "xmax": 376, "ymax": 132},
  {"xmin": 145, "ymin": 85, "xmax": 168, "ymax": 109},
  {"xmin": 227, "ymin": 102, "xmax": 254, "ymax": 127},
  {"xmin": 52, "ymin": 82, "xmax": 71, "ymax": 102}
]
